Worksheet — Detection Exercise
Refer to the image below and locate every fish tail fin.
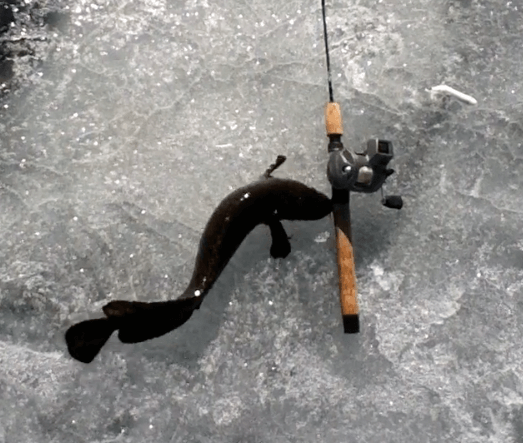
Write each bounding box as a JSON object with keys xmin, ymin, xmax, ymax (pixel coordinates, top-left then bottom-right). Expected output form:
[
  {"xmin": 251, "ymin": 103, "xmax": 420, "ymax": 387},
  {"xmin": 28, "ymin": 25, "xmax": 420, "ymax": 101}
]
[
  {"xmin": 65, "ymin": 318, "xmax": 117, "ymax": 363},
  {"xmin": 102, "ymin": 297, "xmax": 199, "ymax": 344}
]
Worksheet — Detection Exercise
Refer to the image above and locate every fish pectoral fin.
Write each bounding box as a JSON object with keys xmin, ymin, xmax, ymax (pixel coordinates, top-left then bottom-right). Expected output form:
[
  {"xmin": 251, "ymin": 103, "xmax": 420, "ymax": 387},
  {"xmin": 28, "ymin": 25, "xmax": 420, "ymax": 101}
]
[
  {"xmin": 263, "ymin": 155, "xmax": 287, "ymax": 178},
  {"xmin": 267, "ymin": 219, "xmax": 291, "ymax": 259}
]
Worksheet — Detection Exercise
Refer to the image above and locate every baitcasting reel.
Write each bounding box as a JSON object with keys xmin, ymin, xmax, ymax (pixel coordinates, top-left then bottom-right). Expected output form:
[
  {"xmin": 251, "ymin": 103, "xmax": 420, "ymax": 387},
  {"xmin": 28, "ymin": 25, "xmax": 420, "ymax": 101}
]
[{"xmin": 326, "ymin": 136, "xmax": 403, "ymax": 210}]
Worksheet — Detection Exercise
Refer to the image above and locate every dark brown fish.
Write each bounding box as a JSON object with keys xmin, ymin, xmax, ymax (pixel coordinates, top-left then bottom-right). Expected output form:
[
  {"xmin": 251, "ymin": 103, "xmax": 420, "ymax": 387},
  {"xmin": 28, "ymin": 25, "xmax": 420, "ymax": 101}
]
[{"xmin": 65, "ymin": 156, "xmax": 332, "ymax": 363}]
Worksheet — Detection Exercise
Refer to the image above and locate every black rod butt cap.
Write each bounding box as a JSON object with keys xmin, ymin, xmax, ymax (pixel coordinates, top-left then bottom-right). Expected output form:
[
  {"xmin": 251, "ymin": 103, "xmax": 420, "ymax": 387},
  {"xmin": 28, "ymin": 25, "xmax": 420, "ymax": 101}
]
[{"xmin": 343, "ymin": 314, "xmax": 360, "ymax": 333}]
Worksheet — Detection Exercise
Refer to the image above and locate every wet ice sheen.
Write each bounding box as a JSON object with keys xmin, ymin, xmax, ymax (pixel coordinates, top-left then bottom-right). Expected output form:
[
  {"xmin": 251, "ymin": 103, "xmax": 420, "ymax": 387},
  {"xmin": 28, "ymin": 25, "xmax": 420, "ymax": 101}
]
[{"xmin": 1, "ymin": 0, "xmax": 523, "ymax": 442}]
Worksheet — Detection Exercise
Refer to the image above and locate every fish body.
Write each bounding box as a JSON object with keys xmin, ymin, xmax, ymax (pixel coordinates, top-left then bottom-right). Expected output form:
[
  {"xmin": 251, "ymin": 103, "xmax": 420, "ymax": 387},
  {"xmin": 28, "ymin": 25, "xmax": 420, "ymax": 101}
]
[
  {"xmin": 185, "ymin": 177, "xmax": 333, "ymax": 304},
  {"xmin": 66, "ymin": 157, "xmax": 332, "ymax": 362}
]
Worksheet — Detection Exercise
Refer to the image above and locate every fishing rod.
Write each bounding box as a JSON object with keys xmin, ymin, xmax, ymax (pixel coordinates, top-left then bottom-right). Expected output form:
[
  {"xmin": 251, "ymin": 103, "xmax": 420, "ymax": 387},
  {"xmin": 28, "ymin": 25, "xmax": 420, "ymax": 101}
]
[{"xmin": 320, "ymin": 0, "xmax": 403, "ymax": 333}]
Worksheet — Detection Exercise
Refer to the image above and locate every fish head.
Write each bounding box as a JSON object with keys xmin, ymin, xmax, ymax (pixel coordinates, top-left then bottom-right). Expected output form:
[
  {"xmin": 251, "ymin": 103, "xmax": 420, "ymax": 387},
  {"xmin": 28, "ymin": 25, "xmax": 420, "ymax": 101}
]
[{"xmin": 277, "ymin": 183, "xmax": 332, "ymax": 221}]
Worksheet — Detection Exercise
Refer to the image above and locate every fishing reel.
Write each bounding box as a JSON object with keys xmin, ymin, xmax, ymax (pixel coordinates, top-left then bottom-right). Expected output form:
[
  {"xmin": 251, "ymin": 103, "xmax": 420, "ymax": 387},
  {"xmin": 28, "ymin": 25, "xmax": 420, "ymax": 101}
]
[{"xmin": 327, "ymin": 137, "xmax": 403, "ymax": 210}]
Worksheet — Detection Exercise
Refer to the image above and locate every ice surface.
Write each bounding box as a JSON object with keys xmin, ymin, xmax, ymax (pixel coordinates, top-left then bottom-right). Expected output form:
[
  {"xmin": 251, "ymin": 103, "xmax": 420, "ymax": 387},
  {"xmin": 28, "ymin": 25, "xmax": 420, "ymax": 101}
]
[{"xmin": 1, "ymin": 0, "xmax": 523, "ymax": 441}]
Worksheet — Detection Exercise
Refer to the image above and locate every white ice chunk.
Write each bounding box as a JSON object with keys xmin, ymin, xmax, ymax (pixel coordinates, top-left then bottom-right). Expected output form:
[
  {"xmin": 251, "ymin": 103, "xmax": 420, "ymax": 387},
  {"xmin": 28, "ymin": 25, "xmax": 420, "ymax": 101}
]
[{"xmin": 429, "ymin": 84, "xmax": 478, "ymax": 105}]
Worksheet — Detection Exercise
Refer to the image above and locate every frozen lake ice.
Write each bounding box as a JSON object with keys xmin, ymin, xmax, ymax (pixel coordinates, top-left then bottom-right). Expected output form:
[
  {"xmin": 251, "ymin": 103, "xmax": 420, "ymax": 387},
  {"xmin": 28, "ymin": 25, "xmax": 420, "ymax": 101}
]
[{"xmin": 1, "ymin": 0, "xmax": 523, "ymax": 441}]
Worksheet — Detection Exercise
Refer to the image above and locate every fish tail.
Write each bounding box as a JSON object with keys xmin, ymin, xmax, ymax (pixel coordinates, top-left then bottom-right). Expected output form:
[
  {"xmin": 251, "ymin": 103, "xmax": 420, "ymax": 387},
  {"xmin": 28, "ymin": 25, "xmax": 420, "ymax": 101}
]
[
  {"xmin": 102, "ymin": 297, "xmax": 199, "ymax": 344},
  {"xmin": 65, "ymin": 317, "xmax": 118, "ymax": 363}
]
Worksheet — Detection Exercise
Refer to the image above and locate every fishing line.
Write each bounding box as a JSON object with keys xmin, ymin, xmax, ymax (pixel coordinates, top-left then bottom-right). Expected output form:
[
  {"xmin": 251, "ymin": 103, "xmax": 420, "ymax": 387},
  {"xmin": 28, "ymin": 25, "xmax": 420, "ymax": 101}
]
[{"xmin": 321, "ymin": 0, "xmax": 334, "ymax": 102}]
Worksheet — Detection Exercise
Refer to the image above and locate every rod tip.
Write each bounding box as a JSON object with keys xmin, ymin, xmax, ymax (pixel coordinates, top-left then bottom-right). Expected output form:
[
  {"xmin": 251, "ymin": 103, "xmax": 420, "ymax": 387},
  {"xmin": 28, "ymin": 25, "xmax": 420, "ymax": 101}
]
[{"xmin": 342, "ymin": 314, "xmax": 360, "ymax": 333}]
